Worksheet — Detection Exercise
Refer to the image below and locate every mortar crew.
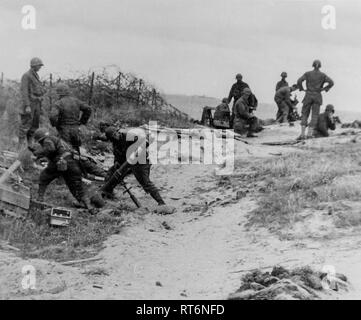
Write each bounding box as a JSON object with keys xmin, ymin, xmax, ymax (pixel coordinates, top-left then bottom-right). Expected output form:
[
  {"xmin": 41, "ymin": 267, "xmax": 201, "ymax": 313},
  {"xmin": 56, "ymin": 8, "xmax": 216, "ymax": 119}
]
[
  {"xmin": 274, "ymin": 85, "xmax": 298, "ymax": 123},
  {"xmin": 296, "ymin": 60, "xmax": 334, "ymax": 140},
  {"xmin": 96, "ymin": 125, "xmax": 175, "ymax": 214},
  {"xmin": 313, "ymin": 104, "xmax": 336, "ymax": 138},
  {"xmin": 19, "ymin": 57, "xmax": 46, "ymax": 149},
  {"xmin": 28, "ymin": 128, "xmax": 94, "ymax": 213},
  {"xmin": 49, "ymin": 83, "xmax": 92, "ymax": 153},
  {"xmin": 228, "ymin": 74, "xmax": 258, "ymax": 128},
  {"xmin": 276, "ymin": 72, "xmax": 289, "ymax": 92},
  {"xmin": 233, "ymin": 88, "xmax": 258, "ymax": 138}
]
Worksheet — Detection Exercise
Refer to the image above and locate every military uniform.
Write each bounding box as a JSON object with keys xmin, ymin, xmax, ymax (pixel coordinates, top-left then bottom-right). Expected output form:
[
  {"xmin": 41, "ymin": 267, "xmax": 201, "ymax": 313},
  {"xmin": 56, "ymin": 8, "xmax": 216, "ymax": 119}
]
[
  {"xmin": 99, "ymin": 127, "xmax": 165, "ymax": 205},
  {"xmin": 19, "ymin": 69, "xmax": 45, "ymax": 143},
  {"xmin": 297, "ymin": 70, "xmax": 334, "ymax": 129},
  {"xmin": 314, "ymin": 112, "xmax": 336, "ymax": 137},
  {"xmin": 275, "ymin": 79, "xmax": 289, "ymax": 92},
  {"xmin": 31, "ymin": 134, "xmax": 88, "ymax": 204},
  {"xmin": 274, "ymin": 86, "xmax": 293, "ymax": 123},
  {"xmin": 233, "ymin": 96, "xmax": 257, "ymax": 136},
  {"xmin": 49, "ymin": 95, "xmax": 92, "ymax": 152},
  {"xmin": 228, "ymin": 81, "xmax": 258, "ymax": 127}
]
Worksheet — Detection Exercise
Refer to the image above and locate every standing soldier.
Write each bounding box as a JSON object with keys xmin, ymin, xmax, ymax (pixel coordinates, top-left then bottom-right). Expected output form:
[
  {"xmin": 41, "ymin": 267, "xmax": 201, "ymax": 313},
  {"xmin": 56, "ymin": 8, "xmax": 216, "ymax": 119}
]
[
  {"xmin": 49, "ymin": 83, "xmax": 92, "ymax": 153},
  {"xmin": 28, "ymin": 128, "xmax": 94, "ymax": 213},
  {"xmin": 233, "ymin": 88, "xmax": 258, "ymax": 138},
  {"xmin": 228, "ymin": 73, "xmax": 249, "ymax": 127},
  {"xmin": 276, "ymin": 72, "xmax": 289, "ymax": 91},
  {"xmin": 297, "ymin": 60, "xmax": 334, "ymax": 140},
  {"xmin": 19, "ymin": 57, "xmax": 46, "ymax": 149}
]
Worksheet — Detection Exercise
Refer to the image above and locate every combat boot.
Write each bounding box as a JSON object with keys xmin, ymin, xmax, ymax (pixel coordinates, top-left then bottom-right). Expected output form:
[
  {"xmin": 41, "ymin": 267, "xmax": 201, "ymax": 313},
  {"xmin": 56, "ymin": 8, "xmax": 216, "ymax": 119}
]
[
  {"xmin": 307, "ymin": 127, "xmax": 314, "ymax": 139},
  {"xmin": 297, "ymin": 126, "xmax": 307, "ymax": 141}
]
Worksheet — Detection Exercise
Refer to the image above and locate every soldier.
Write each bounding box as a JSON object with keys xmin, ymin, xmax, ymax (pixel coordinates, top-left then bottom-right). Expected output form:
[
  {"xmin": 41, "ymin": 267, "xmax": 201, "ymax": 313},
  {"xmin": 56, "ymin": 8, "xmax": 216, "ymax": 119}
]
[
  {"xmin": 49, "ymin": 83, "xmax": 92, "ymax": 153},
  {"xmin": 297, "ymin": 60, "xmax": 334, "ymax": 140},
  {"xmin": 19, "ymin": 57, "xmax": 46, "ymax": 149},
  {"xmin": 228, "ymin": 74, "xmax": 258, "ymax": 128},
  {"xmin": 233, "ymin": 88, "xmax": 258, "ymax": 138},
  {"xmin": 313, "ymin": 104, "xmax": 336, "ymax": 138},
  {"xmin": 28, "ymin": 128, "xmax": 94, "ymax": 213},
  {"xmin": 276, "ymin": 72, "xmax": 289, "ymax": 91},
  {"xmin": 274, "ymin": 85, "xmax": 298, "ymax": 123},
  {"xmin": 96, "ymin": 124, "xmax": 175, "ymax": 214},
  {"xmin": 213, "ymin": 98, "xmax": 231, "ymax": 127}
]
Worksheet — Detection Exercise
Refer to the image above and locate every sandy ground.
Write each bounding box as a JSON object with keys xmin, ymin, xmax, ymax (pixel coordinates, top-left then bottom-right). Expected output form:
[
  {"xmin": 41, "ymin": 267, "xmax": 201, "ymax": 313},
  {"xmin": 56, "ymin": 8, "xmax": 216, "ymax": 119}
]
[{"xmin": 1, "ymin": 123, "xmax": 361, "ymax": 300}]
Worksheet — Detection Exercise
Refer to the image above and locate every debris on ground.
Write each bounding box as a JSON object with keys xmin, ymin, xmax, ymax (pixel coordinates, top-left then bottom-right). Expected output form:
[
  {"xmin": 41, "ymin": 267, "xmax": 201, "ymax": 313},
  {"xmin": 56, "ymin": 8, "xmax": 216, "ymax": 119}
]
[{"xmin": 228, "ymin": 266, "xmax": 349, "ymax": 300}]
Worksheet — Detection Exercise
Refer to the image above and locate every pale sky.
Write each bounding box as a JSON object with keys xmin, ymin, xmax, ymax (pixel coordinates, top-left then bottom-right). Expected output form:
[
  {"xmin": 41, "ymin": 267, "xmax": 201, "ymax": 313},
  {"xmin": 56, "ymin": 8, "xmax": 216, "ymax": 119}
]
[{"xmin": 0, "ymin": 0, "xmax": 361, "ymax": 110}]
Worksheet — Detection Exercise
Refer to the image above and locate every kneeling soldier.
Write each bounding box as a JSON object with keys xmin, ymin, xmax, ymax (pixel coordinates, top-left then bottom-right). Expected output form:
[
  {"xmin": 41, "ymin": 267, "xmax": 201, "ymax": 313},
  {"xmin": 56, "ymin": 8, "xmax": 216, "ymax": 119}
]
[
  {"xmin": 313, "ymin": 104, "xmax": 336, "ymax": 138},
  {"xmin": 29, "ymin": 128, "xmax": 94, "ymax": 213}
]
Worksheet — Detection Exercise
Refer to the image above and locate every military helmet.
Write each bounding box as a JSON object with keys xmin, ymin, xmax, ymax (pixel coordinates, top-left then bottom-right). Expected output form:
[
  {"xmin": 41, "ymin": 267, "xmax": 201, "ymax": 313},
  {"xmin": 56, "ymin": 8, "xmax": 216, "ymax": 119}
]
[
  {"xmin": 34, "ymin": 128, "xmax": 49, "ymax": 143},
  {"xmin": 222, "ymin": 97, "xmax": 228, "ymax": 103},
  {"xmin": 281, "ymin": 72, "xmax": 287, "ymax": 78},
  {"xmin": 56, "ymin": 83, "xmax": 70, "ymax": 96},
  {"xmin": 312, "ymin": 59, "xmax": 322, "ymax": 68},
  {"xmin": 30, "ymin": 57, "xmax": 44, "ymax": 67},
  {"xmin": 242, "ymin": 87, "xmax": 252, "ymax": 95},
  {"xmin": 236, "ymin": 73, "xmax": 243, "ymax": 80},
  {"xmin": 325, "ymin": 104, "xmax": 335, "ymax": 113}
]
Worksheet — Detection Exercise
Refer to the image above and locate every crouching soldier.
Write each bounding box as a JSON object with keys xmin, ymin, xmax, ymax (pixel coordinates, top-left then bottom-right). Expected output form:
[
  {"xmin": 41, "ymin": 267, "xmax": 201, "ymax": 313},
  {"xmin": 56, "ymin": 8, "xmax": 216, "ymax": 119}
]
[
  {"xmin": 28, "ymin": 128, "xmax": 95, "ymax": 213},
  {"xmin": 49, "ymin": 83, "xmax": 92, "ymax": 153},
  {"xmin": 96, "ymin": 124, "xmax": 175, "ymax": 214},
  {"xmin": 233, "ymin": 88, "xmax": 258, "ymax": 137},
  {"xmin": 274, "ymin": 85, "xmax": 298, "ymax": 123},
  {"xmin": 313, "ymin": 104, "xmax": 336, "ymax": 138}
]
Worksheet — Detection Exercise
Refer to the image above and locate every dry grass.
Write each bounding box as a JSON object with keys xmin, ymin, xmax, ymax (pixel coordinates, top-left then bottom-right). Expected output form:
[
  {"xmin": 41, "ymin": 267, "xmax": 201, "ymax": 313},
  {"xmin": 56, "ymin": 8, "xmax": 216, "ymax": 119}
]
[{"xmin": 245, "ymin": 143, "xmax": 361, "ymax": 229}]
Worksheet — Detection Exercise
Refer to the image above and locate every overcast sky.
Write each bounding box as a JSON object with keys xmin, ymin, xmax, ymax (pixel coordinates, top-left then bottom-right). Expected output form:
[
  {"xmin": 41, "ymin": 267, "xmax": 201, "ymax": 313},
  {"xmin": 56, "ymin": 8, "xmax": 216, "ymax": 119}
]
[{"xmin": 0, "ymin": 0, "xmax": 360, "ymax": 110}]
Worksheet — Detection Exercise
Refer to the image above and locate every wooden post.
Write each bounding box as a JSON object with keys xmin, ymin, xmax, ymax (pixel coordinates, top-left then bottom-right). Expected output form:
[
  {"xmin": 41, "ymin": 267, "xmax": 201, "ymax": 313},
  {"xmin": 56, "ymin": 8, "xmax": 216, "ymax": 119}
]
[
  {"xmin": 49, "ymin": 74, "xmax": 53, "ymax": 112},
  {"xmin": 137, "ymin": 79, "xmax": 143, "ymax": 106},
  {"xmin": 88, "ymin": 72, "xmax": 95, "ymax": 106},
  {"xmin": 116, "ymin": 72, "xmax": 121, "ymax": 105}
]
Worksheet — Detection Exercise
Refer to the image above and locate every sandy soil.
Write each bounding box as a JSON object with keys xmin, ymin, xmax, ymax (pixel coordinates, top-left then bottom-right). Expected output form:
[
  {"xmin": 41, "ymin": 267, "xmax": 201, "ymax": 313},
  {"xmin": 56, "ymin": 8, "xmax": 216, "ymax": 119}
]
[{"xmin": 1, "ymin": 124, "xmax": 361, "ymax": 300}]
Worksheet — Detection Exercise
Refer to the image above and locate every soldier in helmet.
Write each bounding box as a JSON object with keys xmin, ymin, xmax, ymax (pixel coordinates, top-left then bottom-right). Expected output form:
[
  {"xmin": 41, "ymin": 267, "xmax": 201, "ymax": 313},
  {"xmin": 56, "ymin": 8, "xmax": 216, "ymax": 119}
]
[
  {"xmin": 233, "ymin": 88, "xmax": 258, "ymax": 138},
  {"xmin": 313, "ymin": 104, "xmax": 336, "ymax": 138},
  {"xmin": 213, "ymin": 98, "xmax": 231, "ymax": 127},
  {"xmin": 19, "ymin": 57, "xmax": 46, "ymax": 149},
  {"xmin": 274, "ymin": 84, "xmax": 298, "ymax": 123},
  {"xmin": 28, "ymin": 128, "xmax": 94, "ymax": 213},
  {"xmin": 95, "ymin": 123, "xmax": 175, "ymax": 214},
  {"xmin": 297, "ymin": 60, "xmax": 334, "ymax": 140},
  {"xmin": 276, "ymin": 72, "xmax": 289, "ymax": 91},
  {"xmin": 228, "ymin": 74, "xmax": 258, "ymax": 128},
  {"xmin": 49, "ymin": 83, "xmax": 92, "ymax": 153}
]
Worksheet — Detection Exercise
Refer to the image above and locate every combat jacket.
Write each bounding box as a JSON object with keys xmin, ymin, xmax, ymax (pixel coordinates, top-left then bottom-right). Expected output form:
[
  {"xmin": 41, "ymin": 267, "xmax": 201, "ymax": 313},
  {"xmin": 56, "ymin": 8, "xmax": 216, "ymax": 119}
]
[{"xmin": 50, "ymin": 96, "xmax": 92, "ymax": 128}]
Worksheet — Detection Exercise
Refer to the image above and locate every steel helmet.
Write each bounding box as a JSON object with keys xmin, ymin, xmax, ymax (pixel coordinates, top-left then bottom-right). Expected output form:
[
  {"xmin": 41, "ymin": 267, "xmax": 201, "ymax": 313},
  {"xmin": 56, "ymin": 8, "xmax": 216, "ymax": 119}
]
[
  {"xmin": 312, "ymin": 59, "xmax": 322, "ymax": 68},
  {"xmin": 281, "ymin": 72, "xmax": 287, "ymax": 78},
  {"xmin": 325, "ymin": 104, "xmax": 335, "ymax": 113},
  {"xmin": 242, "ymin": 87, "xmax": 252, "ymax": 95},
  {"xmin": 56, "ymin": 83, "xmax": 70, "ymax": 96},
  {"xmin": 34, "ymin": 128, "xmax": 49, "ymax": 143},
  {"xmin": 236, "ymin": 73, "xmax": 243, "ymax": 80},
  {"xmin": 222, "ymin": 97, "xmax": 228, "ymax": 103},
  {"xmin": 30, "ymin": 57, "xmax": 44, "ymax": 67}
]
